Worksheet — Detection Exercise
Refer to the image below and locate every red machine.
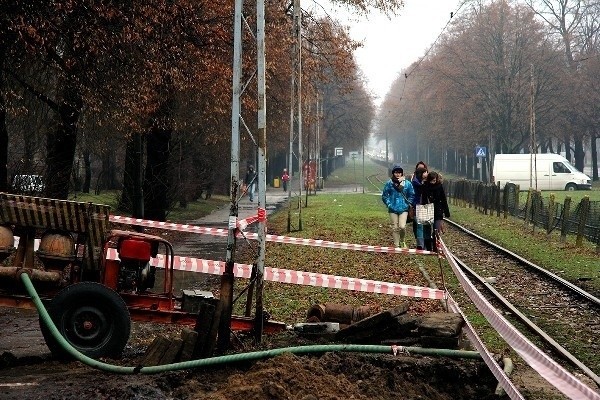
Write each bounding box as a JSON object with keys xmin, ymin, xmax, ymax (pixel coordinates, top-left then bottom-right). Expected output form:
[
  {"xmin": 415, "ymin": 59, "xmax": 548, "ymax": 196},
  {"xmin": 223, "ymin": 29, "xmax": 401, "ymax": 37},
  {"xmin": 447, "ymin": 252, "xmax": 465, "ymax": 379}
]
[{"xmin": 0, "ymin": 193, "xmax": 284, "ymax": 358}]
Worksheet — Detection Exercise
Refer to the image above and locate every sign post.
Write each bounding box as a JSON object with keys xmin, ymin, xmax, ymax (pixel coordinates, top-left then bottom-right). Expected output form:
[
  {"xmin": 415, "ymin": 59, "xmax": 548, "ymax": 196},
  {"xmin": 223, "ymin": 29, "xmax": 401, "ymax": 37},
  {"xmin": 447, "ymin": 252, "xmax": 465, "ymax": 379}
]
[
  {"xmin": 349, "ymin": 151, "xmax": 359, "ymax": 192},
  {"xmin": 475, "ymin": 146, "xmax": 487, "ymax": 182}
]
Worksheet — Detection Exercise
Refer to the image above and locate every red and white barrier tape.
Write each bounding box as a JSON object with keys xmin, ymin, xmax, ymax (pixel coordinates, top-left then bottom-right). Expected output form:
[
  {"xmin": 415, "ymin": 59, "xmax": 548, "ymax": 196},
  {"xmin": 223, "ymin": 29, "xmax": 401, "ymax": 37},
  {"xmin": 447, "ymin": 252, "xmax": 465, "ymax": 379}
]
[
  {"xmin": 446, "ymin": 293, "xmax": 524, "ymax": 399},
  {"xmin": 109, "ymin": 215, "xmax": 437, "ymax": 256},
  {"xmin": 235, "ymin": 208, "xmax": 267, "ymax": 231},
  {"xmin": 106, "ymin": 249, "xmax": 445, "ymax": 300},
  {"xmin": 440, "ymin": 240, "xmax": 600, "ymax": 400},
  {"xmin": 251, "ymin": 233, "xmax": 437, "ymax": 255}
]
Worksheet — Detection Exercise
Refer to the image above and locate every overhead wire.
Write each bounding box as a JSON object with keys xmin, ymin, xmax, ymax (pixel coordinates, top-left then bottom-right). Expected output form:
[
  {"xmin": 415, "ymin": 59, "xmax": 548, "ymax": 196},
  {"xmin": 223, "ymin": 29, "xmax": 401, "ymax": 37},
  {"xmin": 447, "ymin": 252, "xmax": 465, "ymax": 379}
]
[{"xmin": 382, "ymin": 0, "xmax": 470, "ymax": 124}]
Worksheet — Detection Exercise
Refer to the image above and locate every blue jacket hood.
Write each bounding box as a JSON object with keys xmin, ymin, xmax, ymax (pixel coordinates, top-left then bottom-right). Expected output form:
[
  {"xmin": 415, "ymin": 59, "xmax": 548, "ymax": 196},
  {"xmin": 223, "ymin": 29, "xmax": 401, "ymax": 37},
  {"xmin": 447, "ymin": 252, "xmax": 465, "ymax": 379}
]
[{"xmin": 391, "ymin": 163, "xmax": 403, "ymax": 174}]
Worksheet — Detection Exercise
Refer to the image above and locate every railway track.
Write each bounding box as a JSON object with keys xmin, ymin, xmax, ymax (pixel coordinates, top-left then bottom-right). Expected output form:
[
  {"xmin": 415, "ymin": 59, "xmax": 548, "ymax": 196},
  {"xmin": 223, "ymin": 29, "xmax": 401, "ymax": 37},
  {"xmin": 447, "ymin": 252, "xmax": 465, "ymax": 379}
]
[
  {"xmin": 366, "ymin": 172, "xmax": 386, "ymax": 192},
  {"xmin": 441, "ymin": 219, "xmax": 600, "ymax": 390}
]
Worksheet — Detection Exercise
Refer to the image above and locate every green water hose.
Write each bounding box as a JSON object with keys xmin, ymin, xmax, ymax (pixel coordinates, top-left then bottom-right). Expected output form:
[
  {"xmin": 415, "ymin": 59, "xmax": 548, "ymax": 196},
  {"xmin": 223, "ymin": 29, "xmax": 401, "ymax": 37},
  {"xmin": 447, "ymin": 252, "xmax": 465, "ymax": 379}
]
[{"xmin": 22, "ymin": 272, "xmax": 482, "ymax": 375}]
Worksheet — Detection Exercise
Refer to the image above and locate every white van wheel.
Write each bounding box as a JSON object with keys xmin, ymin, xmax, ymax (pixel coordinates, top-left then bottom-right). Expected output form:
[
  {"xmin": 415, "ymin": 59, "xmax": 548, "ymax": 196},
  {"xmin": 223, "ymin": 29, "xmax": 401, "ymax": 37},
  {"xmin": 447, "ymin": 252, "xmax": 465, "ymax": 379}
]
[{"xmin": 565, "ymin": 183, "xmax": 577, "ymax": 191}]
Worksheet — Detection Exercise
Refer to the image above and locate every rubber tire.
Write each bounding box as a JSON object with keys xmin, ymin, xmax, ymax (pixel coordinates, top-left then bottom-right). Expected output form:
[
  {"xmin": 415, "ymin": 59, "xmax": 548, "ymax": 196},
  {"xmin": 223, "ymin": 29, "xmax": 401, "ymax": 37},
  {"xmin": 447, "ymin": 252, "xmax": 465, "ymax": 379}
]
[
  {"xmin": 565, "ymin": 183, "xmax": 577, "ymax": 191},
  {"xmin": 39, "ymin": 282, "xmax": 131, "ymax": 359}
]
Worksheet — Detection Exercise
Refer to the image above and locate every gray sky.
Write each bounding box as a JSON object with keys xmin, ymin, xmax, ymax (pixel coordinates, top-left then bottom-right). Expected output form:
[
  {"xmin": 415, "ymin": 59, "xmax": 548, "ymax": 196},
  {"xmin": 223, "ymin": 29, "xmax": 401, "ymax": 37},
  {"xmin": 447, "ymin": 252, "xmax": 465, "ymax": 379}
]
[{"xmin": 313, "ymin": 0, "xmax": 464, "ymax": 106}]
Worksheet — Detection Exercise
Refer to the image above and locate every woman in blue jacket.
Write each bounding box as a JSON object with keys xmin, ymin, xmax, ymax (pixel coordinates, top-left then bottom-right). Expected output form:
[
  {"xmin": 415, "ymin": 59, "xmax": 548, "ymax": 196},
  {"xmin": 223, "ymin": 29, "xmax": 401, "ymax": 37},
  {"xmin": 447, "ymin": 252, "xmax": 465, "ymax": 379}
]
[{"xmin": 381, "ymin": 164, "xmax": 415, "ymax": 248}]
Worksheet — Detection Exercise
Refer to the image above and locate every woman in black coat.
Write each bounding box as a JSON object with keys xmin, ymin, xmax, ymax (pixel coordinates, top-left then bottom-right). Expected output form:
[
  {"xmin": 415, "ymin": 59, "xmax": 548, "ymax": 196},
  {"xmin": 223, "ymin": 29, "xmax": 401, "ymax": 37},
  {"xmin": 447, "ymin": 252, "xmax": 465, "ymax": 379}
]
[{"xmin": 421, "ymin": 171, "xmax": 450, "ymax": 251}]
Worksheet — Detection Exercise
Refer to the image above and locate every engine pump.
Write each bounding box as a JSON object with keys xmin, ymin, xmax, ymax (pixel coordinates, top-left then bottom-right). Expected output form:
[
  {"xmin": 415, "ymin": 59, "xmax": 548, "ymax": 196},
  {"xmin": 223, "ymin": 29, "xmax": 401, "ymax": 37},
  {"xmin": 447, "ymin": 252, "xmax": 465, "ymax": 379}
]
[{"xmin": 116, "ymin": 238, "xmax": 156, "ymax": 292}]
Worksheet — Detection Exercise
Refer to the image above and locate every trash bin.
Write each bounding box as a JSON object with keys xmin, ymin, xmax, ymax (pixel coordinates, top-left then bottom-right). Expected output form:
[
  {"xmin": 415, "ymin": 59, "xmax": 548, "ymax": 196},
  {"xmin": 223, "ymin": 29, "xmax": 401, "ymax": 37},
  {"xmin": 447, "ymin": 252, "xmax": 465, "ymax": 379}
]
[{"xmin": 273, "ymin": 177, "xmax": 280, "ymax": 188}]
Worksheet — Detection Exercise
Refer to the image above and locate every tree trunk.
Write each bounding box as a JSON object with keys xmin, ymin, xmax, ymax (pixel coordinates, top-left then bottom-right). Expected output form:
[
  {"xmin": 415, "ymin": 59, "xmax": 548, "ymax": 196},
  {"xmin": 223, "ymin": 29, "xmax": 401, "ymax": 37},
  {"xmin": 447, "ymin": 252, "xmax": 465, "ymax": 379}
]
[
  {"xmin": 0, "ymin": 58, "xmax": 7, "ymax": 192},
  {"xmin": 119, "ymin": 133, "xmax": 144, "ymax": 216},
  {"xmin": 82, "ymin": 149, "xmax": 91, "ymax": 193},
  {"xmin": 99, "ymin": 151, "xmax": 111, "ymax": 191},
  {"xmin": 45, "ymin": 83, "xmax": 82, "ymax": 199},
  {"xmin": 107, "ymin": 152, "xmax": 119, "ymax": 189},
  {"xmin": 591, "ymin": 134, "xmax": 598, "ymax": 181},
  {"xmin": 446, "ymin": 149, "xmax": 456, "ymax": 175},
  {"xmin": 144, "ymin": 125, "xmax": 171, "ymax": 221},
  {"xmin": 573, "ymin": 138, "xmax": 584, "ymax": 172},
  {"xmin": 563, "ymin": 135, "xmax": 571, "ymax": 162}
]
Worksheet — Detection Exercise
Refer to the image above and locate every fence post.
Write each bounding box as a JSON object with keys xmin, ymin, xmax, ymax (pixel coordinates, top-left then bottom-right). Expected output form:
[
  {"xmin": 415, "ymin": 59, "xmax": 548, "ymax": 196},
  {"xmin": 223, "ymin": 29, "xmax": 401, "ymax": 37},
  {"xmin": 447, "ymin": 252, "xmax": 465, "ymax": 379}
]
[
  {"xmin": 514, "ymin": 185, "xmax": 520, "ymax": 218},
  {"xmin": 524, "ymin": 189, "xmax": 533, "ymax": 226},
  {"xmin": 468, "ymin": 181, "xmax": 473, "ymax": 209},
  {"xmin": 496, "ymin": 182, "xmax": 501, "ymax": 218},
  {"xmin": 503, "ymin": 183, "xmax": 508, "ymax": 219},
  {"xmin": 576, "ymin": 196, "xmax": 590, "ymax": 248},
  {"xmin": 531, "ymin": 190, "xmax": 541, "ymax": 234},
  {"xmin": 547, "ymin": 193, "xmax": 555, "ymax": 236},
  {"xmin": 560, "ymin": 196, "xmax": 572, "ymax": 243}
]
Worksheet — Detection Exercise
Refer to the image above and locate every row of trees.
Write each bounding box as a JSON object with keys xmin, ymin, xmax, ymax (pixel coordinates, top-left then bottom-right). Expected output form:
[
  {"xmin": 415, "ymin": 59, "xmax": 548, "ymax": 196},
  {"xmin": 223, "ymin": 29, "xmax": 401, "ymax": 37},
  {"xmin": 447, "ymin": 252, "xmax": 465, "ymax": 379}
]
[
  {"xmin": 379, "ymin": 0, "xmax": 600, "ymax": 182},
  {"xmin": 0, "ymin": 0, "xmax": 399, "ymax": 220}
]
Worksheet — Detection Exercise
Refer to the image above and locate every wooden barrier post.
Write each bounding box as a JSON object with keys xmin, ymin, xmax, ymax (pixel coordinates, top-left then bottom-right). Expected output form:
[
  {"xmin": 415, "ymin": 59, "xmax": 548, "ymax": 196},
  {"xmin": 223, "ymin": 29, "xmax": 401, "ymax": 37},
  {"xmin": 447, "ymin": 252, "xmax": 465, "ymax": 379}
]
[
  {"xmin": 524, "ymin": 189, "xmax": 533, "ymax": 226},
  {"xmin": 576, "ymin": 196, "xmax": 590, "ymax": 248},
  {"xmin": 514, "ymin": 185, "xmax": 520, "ymax": 217},
  {"xmin": 496, "ymin": 182, "xmax": 501, "ymax": 218},
  {"xmin": 547, "ymin": 194, "xmax": 556, "ymax": 236},
  {"xmin": 560, "ymin": 196, "xmax": 572, "ymax": 243}
]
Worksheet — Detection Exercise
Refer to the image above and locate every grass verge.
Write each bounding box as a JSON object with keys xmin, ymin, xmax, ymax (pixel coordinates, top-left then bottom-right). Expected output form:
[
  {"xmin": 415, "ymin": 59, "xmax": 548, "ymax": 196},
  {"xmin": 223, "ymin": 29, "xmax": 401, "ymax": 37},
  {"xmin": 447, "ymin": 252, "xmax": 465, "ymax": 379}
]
[{"xmin": 69, "ymin": 190, "xmax": 229, "ymax": 222}]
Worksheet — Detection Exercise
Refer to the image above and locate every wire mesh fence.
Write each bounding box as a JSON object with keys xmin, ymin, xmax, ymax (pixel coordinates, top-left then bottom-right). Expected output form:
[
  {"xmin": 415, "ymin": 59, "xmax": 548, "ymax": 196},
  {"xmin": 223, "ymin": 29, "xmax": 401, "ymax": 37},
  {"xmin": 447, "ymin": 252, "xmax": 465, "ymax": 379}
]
[{"xmin": 445, "ymin": 179, "xmax": 600, "ymax": 251}]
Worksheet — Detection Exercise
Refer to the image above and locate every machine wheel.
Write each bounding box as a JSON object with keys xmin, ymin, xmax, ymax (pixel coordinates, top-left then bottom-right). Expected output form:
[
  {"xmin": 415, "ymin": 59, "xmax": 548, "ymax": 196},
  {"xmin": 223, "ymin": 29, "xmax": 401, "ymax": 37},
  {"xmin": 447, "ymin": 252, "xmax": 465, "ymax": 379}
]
[
  {"xmin": 565, "ymin": 183, "xmax": 577, "ymax": 191},
  {"xmin": 39, "ymin": 282, "xmax": 131, "ymax": 359}
]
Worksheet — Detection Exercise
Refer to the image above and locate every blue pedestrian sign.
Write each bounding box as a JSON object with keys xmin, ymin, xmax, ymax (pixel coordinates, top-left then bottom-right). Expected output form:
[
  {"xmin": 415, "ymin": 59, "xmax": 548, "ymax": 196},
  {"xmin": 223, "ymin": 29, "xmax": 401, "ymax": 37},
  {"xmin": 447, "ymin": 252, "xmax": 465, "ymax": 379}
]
[{"xmin": 475, "ymin": 146, "xmax": 487, "ymax": 158}]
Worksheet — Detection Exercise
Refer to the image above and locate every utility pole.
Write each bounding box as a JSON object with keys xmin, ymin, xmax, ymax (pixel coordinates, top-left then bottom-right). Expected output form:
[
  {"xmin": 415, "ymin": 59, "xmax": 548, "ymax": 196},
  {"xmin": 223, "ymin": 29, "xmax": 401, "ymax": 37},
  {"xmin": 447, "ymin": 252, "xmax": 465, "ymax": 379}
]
[
  {"xmin": 254, "ymin": 0, "xmax": 267, "ymax": 343},
  {"xmin": 317, "ymin": 95, "xmax": 322, "ymax": 190},
  {"xmin": 529, "ymin": 64, "xmax": 537, "ymax": 190},
  {"xmin": 218, "ymin": 0, "xmax": 243, "ymax": 352},
  {"xmin": 385, "ymin": 128, "xmax": 389, "ymax": 166},
  {"xmin": 362, "ymin": 140, "xmax": 365, "ymax": 194},
  {"xmin": 287, "ymin": 0, "xmax": 302, "ymax": 232}
]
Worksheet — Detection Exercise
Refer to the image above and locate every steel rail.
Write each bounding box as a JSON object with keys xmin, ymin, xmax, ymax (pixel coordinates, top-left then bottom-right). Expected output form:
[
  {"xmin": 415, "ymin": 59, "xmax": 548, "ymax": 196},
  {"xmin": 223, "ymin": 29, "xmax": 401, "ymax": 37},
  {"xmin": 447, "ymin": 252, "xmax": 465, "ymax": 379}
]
[
  {"xmin": 449, "ymin": 254, "xmax": 600, "ymax": 388},
  {"xmin": 445, "ymin": 218, "xmax": 600, "ymax": 308},
  {"xmin": 366, "ymin": 173, "xmax": 385, "ymax": 193}
]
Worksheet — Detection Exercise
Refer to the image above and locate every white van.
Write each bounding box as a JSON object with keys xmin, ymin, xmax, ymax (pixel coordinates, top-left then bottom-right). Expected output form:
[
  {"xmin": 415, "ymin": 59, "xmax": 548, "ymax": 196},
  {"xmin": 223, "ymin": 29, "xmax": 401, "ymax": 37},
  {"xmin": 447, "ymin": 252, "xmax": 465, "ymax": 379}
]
[{"xmin": 492, "ymin": 153, "xmax": 592, "ymax": 191}]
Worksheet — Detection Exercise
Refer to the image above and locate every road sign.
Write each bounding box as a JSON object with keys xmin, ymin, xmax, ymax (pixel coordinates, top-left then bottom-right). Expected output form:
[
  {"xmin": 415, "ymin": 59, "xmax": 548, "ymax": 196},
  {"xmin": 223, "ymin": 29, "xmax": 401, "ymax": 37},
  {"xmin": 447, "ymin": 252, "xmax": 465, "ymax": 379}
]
[
  {"xmin": 335, "ymin": 147, "xmax": 343, "ymax": 156},
  {"xmin": 349, "ymin": 151, "xmax": 359, "ymax": 159},
  {"xmin": 475, "ymin": 146, "xmax": 487, "ymax": 158}
]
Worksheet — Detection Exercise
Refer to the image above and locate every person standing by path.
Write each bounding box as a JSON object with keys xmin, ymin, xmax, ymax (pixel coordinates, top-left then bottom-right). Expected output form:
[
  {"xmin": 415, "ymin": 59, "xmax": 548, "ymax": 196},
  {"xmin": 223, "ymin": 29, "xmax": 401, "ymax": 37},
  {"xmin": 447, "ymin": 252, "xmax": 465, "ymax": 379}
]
[
  {"xmin": 244, "ymin": 165, "xmax": 257, "ymax": 202},
  {"xmin": 281, "ymin": 168, "xmax": 290, "ymax": 192},
  {"xmin": 381, "ymin": 164, "xmax": 415, "ymax": 248}
]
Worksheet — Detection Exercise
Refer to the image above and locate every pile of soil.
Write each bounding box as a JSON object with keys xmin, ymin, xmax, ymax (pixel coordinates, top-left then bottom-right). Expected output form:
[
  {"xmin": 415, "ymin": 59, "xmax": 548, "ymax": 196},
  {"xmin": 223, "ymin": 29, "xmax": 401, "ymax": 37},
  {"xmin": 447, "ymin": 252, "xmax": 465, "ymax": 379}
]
[
  {"xmin": 0, "ymin": 316, "xmax": 499, "ymax": 400},
  {"xmin": 1, "ymin": 350, "xmax": 498, "ymax": 400}
]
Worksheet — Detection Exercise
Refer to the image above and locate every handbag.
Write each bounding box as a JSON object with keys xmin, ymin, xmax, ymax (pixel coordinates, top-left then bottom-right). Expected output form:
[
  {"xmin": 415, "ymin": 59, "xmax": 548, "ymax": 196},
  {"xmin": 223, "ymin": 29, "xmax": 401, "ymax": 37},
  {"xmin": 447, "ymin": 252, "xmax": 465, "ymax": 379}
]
[
  {"xmin": 399, "ymin": 191, "xmax": 414, "ymax": 222},
  {"xmin": 407, "ymin": 205, "xmax": 414, "ymax": 222},
  {"xmin": 415, "ymin": 202, "xmax": 435, "ymax": 225}
]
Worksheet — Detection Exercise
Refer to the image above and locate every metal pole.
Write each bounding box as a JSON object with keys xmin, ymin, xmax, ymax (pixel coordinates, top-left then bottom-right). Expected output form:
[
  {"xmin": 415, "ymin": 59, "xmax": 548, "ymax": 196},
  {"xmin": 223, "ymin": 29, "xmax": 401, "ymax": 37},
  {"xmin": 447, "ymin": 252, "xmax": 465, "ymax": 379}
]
[
  {"xmin": 218, "ymin": 0, "xmax": 243, "ymax": 352},
  {"xmin": 530, "ymin": 64, "xmax": 537, "ymax": 190},
  {"xmin": 294, "ymin": 0, "xmax": 303, "ymax": 229},
  {"xmin": 316, "ymin": 95, "xmax": 321, "ymax": 191},
  {"xmin": 254, "ymin": 0, "xmax": 267, "ymax": 343},
  {"xmin": 385, "ymin": 128, "xmax": 388, "ymax": 166},
  {"xmin": 353, "ymin": 157, "xmax": 356, "ymax": 192},
  {"xmin": 287, "ymin": 0, "xmax": 299, "ymax": 232},
  {"xmin": 362, "ymin": 140, "xmax": 365, "ymax": 194}
]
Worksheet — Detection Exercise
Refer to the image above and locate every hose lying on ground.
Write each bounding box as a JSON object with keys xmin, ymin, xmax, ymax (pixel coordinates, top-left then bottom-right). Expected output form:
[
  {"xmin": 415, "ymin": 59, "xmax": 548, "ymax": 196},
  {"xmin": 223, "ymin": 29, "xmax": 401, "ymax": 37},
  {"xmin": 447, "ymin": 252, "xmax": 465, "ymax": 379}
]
[{"xmin": 22, "ymin": 272, "xmax": 481, "ymax": 375}]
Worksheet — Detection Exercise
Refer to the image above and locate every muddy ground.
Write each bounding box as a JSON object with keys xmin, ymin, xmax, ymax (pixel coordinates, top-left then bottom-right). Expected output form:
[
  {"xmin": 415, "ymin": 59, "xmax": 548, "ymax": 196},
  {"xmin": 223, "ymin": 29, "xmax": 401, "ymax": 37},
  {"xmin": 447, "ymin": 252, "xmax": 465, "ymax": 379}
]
[
  {"xmin": 0, "ymin": 309, "xmax": 499, "ymax": 400},
  {"xmin": 0, "ymin": 291, "xmax": 504, "ymax": 400}
]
